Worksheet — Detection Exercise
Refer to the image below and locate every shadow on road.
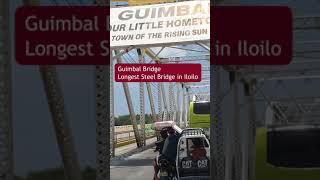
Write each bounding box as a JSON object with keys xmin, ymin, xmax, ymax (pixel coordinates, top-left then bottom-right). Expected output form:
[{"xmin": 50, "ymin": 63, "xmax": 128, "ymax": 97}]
[{"xmin": 112, "ymin": 158, "xmax": 153, "ymax": 166}]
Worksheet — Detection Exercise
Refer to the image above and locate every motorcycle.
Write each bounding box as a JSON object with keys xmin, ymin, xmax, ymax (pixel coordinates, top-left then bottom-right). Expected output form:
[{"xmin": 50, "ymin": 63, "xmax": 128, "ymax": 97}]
[
  {"xmin": 158, "ymin": 159, "xmax": 178, "ymax": 180},
  {"xmin": 153, "ymin": 122, "xmax": 210, "ymax": 180}
]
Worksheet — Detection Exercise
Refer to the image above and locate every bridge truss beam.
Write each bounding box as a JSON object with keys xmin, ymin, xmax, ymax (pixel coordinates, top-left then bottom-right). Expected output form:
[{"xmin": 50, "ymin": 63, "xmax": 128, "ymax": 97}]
[{"xmin": 0, "ymin": 0, "xmax": 13, "ymax": 179}]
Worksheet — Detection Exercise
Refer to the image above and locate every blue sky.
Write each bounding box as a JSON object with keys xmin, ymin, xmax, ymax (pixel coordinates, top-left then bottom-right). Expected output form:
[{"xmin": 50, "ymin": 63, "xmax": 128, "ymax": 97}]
[{"xmin": 113, "ymin": 46, "xmax": 210, "ymax": 116}]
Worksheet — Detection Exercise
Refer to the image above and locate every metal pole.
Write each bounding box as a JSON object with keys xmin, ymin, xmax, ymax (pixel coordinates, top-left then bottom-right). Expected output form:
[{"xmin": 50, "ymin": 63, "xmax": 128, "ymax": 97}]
[
  {"xmin": 176, "ymin": 84, "xmax": 181, "ymax": 126},
  {"xmin": 137, "ymin": 49, "xmax": 146, "ymax": 146},
  {"xmin": 172, "ymin": 85, "xmax": 177, "ymax": 122},
  {"xmin": 115, "ymin": 50, "xmax": 142, "ymax": 147},
  {"xmin": 138, "ymin": 50, "xmax": 157, "ymax": 124},
  {"xmin": 95, "ymin": 65, "xmax": 109, "ymax": 180},
  {"xmin": 211, "ymin": 66, "xmax": 225, "ymax": 180},
  {"xmin": 161, "ymin": 83, "xmax": 168, "ymax": 120},
  {"xmin": 157, "ymin": 83, "xmax": 162, "ymax": 121},
  {"xmin": 40, "ymin": 66, "xmax": 83, "ymax": 180},
  {"xmin": 186, "ymin": 88, "xmax": 191, "ymax": 127},
  {"xmin": 110, "ymin": 55, "xmax": 115, "ymax": 157},
  {"xmin": 247, "ymin": 80, "xmax": 257, "ymax": 180},
  {"xmin": 181, "ymin": 85, "xmax": 186, "ymax": 128},
  {"xmin": 143, "ymin": 48, "xmax": 168, "ymax": 121},
  {"xmin": 184, "ymin": 88, "xmax": 189, "ymax": 128},
  {"xmin": 93, "ymin": 1, "xmax": 110, "ymax": 180},
  {"xmin": 23, "ymin": 1, "xmax": 83, "ymax": 180},
  {"xmin": 231, "ymin": 71, "xmax": 242, "ymax": 180},
  {"xmin": 146, "ymin": 82, "xmax": 157, "ymax": 123},
  {"xmin": 169, "ymin": 83, "xmax": 174, "ymax": 121},
  {"xmin": 0, "ymin": 0, "xmax": 14, "ymax": 179}
]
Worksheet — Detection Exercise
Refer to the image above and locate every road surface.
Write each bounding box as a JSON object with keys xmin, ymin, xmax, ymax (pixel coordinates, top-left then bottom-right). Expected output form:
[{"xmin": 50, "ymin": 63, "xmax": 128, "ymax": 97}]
[
  {"xmin": 115, "ymin": 137, "xmax": 157, "ymax": 156},
  {"xmin": 111, "ymin": 148, "xmax": 156, "ymax": 180}
]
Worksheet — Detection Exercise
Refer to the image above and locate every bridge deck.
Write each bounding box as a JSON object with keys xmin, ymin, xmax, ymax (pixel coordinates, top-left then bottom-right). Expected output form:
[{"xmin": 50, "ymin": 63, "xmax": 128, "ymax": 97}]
[{"xmin": 111, "ymin": 148, "xmax": 156, "ymax": 180}]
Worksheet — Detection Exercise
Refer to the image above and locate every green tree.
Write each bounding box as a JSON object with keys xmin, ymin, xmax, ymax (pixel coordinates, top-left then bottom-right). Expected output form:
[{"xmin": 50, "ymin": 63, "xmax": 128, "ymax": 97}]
[{"xmin": 115, "ymin": 114, "xmax": 154, "ymax": 126}]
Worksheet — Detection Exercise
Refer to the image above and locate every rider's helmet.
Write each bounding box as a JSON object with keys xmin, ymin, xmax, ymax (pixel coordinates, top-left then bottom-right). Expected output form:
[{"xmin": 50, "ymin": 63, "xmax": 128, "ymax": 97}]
[
  {"xmin": 192, "ymin": 138, "xmax": 204, "ymax": 148},
  {"xmin": 160, "ymin": 128, "xmax": 168, "ymax": 139},
  {"xmin": 167, "ymin": 127, "xmax": 175, "ymax": 135}
]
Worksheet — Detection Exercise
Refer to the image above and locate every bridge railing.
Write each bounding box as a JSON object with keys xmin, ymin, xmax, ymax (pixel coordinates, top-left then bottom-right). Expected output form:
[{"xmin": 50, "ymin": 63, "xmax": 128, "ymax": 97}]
[{"xmin": 113, "ymin": 127, "xmax": 155, "ymax": 147}]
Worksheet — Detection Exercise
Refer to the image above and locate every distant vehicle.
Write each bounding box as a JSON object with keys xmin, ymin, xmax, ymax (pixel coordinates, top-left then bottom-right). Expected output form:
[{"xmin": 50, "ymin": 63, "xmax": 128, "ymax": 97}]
[
  {"xmin": 177, "ymin": 128, "xmax": 210, "ymax": 180},
  {"xmin": 154, "ymin": 121, "xmax": 182, "ymax": 134},
  {"xmin": 188, "ymin": 101, "xmax": 210, "ymax": 133}
]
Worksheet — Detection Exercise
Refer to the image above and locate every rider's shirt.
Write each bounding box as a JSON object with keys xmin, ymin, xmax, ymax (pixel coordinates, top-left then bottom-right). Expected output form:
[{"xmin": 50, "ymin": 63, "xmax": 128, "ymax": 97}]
[
  {"xmin": 162, "ymin": 134, "xmax": 179, "ymax": 162},
  {"xmin": 191, "ymin": 148, "xmax": 207, "ymax": 161}
]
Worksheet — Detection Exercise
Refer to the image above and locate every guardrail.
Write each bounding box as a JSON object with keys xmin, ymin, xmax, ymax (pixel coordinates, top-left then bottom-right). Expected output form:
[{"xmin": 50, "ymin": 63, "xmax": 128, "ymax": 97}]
[
  {"xmin": 113, "ymin": 128, "xmax": 155, "ymax": 147},
  {"xmin": 115, "ymin": 130, "xmax": 154, "ymax": 142},
  {"xmin": 114, "ymin": 124, "xmax": 154, "ymax": 133}
]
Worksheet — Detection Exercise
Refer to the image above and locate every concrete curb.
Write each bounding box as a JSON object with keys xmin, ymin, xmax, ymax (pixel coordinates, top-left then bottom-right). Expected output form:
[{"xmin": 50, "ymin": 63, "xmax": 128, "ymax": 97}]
[
  {"xmin": 116, "ymin": 135, "xmax": 156, "ymax": 148},
  {"xmin": 111, "ymin": 142, "xmax": 156, "ymax": 164}
]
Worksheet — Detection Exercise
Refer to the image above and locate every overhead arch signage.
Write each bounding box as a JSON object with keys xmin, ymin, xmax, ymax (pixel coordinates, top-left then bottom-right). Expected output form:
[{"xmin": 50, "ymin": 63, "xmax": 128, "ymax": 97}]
[{"xmin": 110, "ymin": 0, "xmax": 210, "ymax": 48}]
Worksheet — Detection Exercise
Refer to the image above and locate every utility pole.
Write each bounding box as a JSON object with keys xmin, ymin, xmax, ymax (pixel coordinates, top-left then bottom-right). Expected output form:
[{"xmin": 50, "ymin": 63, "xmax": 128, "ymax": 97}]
[{"xmin": 0, "ymin": 0, "xmax": 14, "ymax": 179}]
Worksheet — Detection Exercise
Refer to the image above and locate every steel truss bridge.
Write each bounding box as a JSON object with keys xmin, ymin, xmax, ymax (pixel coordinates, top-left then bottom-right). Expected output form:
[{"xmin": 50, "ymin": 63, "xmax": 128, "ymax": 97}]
[{"xmin": 0, "ymin": 0, "xmax": 320, "ymax": 180}]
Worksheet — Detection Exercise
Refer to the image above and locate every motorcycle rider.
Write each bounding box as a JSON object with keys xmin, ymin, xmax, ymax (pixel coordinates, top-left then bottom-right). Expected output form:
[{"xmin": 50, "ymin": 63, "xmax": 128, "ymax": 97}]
[
  {"xmin": 153, "ymin": 127, "xmax": 180, "ymax": 180},
  {"xmin": 190, "ymin": 138, "xmax": 207, "ymax": 161},
  {"xmin": 161, "ymin": 127, "xmax": 180, "ymax": 163},
  {"xmin": 153, "ymin": 128, "xmax": 168, "ymax": 180},
  {"xmin": 155, "ymin": 128, "xmax": 168, "ymax": 153}
]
